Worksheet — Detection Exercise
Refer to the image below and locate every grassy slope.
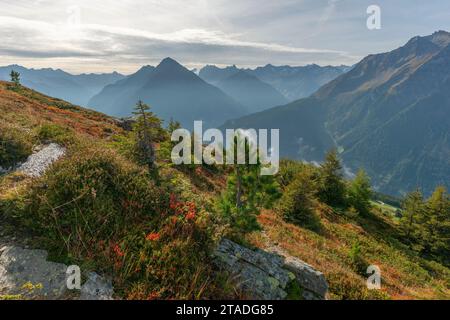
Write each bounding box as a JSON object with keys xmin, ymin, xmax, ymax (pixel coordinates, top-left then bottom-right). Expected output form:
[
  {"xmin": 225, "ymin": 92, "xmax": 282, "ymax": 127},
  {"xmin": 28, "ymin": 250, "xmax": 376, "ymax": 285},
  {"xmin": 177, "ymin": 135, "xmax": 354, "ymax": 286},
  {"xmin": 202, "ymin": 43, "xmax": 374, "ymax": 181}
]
[
  {"xmin": 1, "ymin": 82, "xmax": 449, "ymax": 300},
  {"xmin": 0, "ymin": 81, "xmax": 227, "ymax": 195},
  {"xmin": 0, "ymin": 80, "xmax": 125, "ymax": 211},
  {"xmin": 249, "ymin": 206, "xmax": 449, "ymax": 299},
  {"xmin": 0, "ymin": 81, "xmax": 122, "ymax": 138},
  {"xmin": 0, "ymin": 82, "xmax": 230, "ymax": 299},
  {"xmin": 0, "ymin": 81, "xmax": 226, "ymax": 207}
]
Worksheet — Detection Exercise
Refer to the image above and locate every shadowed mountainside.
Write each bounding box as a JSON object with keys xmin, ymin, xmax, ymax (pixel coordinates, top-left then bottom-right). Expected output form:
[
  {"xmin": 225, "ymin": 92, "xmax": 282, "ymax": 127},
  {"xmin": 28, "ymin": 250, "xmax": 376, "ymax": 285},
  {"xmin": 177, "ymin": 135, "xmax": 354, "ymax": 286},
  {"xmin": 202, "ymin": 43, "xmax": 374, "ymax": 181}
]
[
  {"xmin": 0, "ymin": 65, "xmax": 124, "ymax": 106},
  {"xmin": 89, "ymin": 58, "xmax": 246, "ymax": 129},
  {"xmin": 223, "ymin": 31, "xmax": 450, "ymax": 196}
]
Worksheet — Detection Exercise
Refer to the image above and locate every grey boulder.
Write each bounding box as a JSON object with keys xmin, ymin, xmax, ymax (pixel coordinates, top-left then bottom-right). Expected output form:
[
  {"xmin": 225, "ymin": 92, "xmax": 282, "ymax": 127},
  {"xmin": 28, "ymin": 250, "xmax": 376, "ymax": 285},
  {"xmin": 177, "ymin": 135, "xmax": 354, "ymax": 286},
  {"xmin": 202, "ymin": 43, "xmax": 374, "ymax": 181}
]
[
  {"xmin": 213, "ymin": 238, "xmax": 328, "ymax": 300},
  {"xmin": 0, "ymin": 245, "xmax": 113, "ymax": 300}
]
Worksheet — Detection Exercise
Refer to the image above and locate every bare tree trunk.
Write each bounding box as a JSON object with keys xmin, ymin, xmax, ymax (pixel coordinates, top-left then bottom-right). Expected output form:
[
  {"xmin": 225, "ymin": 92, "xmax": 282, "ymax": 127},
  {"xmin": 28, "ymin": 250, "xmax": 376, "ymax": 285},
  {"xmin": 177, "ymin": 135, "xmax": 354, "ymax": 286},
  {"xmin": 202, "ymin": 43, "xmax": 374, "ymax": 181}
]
[
  {"xmin": 236, "ymin": 165, "xmax": 243, "ymax": 209},
  {"xmin": 140, "ymin": 108, "xmax": 156, "ymax": 170},
  {"xmin": 407, "ymin": 209, "xmax": 415, "ymax": 238}
]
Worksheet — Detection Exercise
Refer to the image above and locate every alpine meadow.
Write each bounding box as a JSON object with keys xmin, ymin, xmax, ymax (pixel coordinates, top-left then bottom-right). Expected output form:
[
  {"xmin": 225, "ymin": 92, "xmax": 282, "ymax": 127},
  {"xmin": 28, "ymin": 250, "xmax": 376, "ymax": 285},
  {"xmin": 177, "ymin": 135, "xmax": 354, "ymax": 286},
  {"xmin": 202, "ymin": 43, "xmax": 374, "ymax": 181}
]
[{"xmin": 0, "ymin": 0, "xmax": 449, "ymax": 308}]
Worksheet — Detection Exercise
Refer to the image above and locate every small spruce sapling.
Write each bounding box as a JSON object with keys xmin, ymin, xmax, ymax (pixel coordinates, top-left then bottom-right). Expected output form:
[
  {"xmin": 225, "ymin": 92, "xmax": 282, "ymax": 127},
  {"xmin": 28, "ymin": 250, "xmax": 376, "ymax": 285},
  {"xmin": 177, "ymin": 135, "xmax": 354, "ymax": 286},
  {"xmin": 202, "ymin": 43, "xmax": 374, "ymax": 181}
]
[
  {"xmin": 10, "ymin": 70, "xmax": 21, "ymax": 88},
  {"xmin": 132, "ymin": 100, "xmax": 160, "ymax": 180}
]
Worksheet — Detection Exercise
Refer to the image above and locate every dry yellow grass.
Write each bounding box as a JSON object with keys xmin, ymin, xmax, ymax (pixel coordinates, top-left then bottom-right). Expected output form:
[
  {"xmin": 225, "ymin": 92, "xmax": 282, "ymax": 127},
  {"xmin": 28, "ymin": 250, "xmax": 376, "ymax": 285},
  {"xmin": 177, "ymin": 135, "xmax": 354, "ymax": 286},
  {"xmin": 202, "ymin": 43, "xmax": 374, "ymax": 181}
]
[
  {"xmin": 0, "ymin": 81, "xmax": 122, "ymax": 139},
  {"xmin": 248, "ymin": 207, "xmax": 450, "ymax": 300}
]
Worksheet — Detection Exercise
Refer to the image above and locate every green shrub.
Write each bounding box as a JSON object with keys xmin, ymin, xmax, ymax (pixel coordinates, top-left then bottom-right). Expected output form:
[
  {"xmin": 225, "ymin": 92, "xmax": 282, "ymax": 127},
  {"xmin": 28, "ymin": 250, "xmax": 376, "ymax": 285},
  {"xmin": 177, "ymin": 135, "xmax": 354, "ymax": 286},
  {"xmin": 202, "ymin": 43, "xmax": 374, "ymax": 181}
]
[
  {"xmin": 347, "ymin": 169, "xmax": 372, "ymax": 215},
  {"xmin": 36, "ymin": 123, "xmax": 74, "ymax": 145},
  {"xmin": 16, "ymin": 144, "xmax": 223, "ymax": 299},
  {"xmin": 0, "ymin": 123, "xmax": 33, "ymax": 169},
  {"xmin": 109, "ymin": 133, "xmax": 137, "ymax": 161},
  {"xmin": 318, "ymin": 149, "xmax": 346, "ymax": 207},
  {"xmin": 118, "ymin": 210, "xmax": 218, "ymax": 299},
  {"xmin": 348, "ymin": 241, "xmax": 367, "ymax": 275},
  {"xmin": 21, "ymin": 147, "xmax": 165, "ymax": 262},
  {"xmin": 217, "ymin": 164, "xmax": 280, "ymax": 238},
  {"xmin": 327, "ymin": 271, "xmax": 391, "ymax": 300},
  {"xmin": 285, "ymin": 280, "xmax": 303, "ymax": 300},
  {"xmin": 277, "ymin": 167, "xmax": 322, "ymax": 232},
  {"xmin": 277, "ymin": 159, "xmax": 305, "ymax": 187}
]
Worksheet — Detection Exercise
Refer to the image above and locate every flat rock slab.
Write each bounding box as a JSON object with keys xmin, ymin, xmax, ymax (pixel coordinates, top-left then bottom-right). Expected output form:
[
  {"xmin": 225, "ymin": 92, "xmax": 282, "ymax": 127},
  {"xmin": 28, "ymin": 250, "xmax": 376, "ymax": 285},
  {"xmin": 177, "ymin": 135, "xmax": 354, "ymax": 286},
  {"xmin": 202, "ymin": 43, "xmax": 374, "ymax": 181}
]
[
  {"xmin": 0, "ymin": 246, "xmax": 67, "ymax": 299},
  {"xmin": 80, "ymin": 272, "xmax": 114, "ymax": 300},
  {"xmin": 268, "ymin": 246, "xmax": 328, "ymax": 299},
  {"xmin": 214, "ymin": 239, "xmax": 328, "ymax": 300},
  {"xmin": 0, "ymin": 245, "xmax": 113, "ymax": 300},
  {"xmin": 18, "ymin": 143, "xmax": 66, "ymax": 178}
]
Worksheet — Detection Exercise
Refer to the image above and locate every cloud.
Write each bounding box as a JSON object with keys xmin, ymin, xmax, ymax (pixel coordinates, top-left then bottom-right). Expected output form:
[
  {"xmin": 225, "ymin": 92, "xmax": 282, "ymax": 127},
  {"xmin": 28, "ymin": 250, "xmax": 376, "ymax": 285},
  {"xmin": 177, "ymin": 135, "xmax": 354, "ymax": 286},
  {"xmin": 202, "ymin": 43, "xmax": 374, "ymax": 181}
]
[
  {"xmin": 0, "ymin": 16, "xmax": 345, "ymax": 53},
  {"xmin": 0, "ymin": 14, "xmax": 349, "ymax": 72},
  {"xmin": 318, "ymin": 0, "xmax": 340, "ymax": 25},
  {"xmin": 2, "ymin": 0, "xmax": 448, "ymax": 72}
]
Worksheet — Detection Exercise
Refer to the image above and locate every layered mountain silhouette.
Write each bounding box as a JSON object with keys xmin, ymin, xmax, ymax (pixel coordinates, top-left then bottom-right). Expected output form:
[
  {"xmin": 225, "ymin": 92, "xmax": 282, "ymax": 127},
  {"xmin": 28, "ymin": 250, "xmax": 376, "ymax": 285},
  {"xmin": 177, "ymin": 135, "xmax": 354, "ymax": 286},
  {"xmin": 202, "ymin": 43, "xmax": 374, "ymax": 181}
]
[
  {"xmin": 223, "ymin": 31, "xmax": 450, "ymax": 196},
  {"xmin": 200, "ymin": 64, "xmax": 350, "ymax": 101},
  {"xmin": 247, "ymin": 64, "xmax": 351, "ymax": 101},
  {"xmin": 0, "ymin": 65, "xmax": 124, "ymax": 106},
  {"xmin": 89, "ymin": 58, "xmax": 246, "ymax": 129},
  {"xmin": 199, "ymin": 65, "xmax": 241, "ymax": 85},
  {"xmin": 213, "ymin": 70, "xmax": 288, "ymax": 113}
]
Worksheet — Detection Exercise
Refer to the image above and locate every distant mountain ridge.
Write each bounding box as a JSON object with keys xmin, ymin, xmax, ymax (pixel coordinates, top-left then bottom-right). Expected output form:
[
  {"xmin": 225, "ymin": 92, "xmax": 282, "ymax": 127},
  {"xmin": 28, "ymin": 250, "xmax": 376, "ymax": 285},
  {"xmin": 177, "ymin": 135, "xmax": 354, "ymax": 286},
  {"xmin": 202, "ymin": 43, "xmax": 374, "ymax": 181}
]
[
  {"xmin": 212, "ymin": 70, "xmax": 288, "ymax": 113},
  {"xmin": 199, "ymin": 65, "xmax": 241, "ymax": 85},
  {"xmin": 0, "ymin": 65, "xmax": 125, "ymax": 106},
  {"xmin": 2, "ymin": 61, "xmax": 349, "ymax": 125},
  {"xmin": 199, "ymin": 63, "xmax": 350, "ymax": 101},
  {"xmin": 246, "ymin": 64, "xmax": 351, "ymax": 101},
  {"xmin": 89, "ymin": 58, "xmax": 246, "ymax": 129},
  {"xmin": 223, "ymin": 31, "xmax": 450, "ymax": 196}
]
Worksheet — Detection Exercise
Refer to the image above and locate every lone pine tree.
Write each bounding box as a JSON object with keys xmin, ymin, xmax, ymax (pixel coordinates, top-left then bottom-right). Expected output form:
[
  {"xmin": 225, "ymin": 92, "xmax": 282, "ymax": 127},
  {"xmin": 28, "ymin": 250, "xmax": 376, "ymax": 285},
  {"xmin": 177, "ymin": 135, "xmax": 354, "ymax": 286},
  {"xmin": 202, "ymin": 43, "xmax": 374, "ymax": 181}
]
[
  {"xmin": 10, "ymin": 70, "xmax": 20, "ymax": 88},
  {"xmin": 348, "ymin": 169, "xmax": 372, "ymax": 215},
  {"xmin": 318, "ymin": 149, "xmax": 346, "ymax": 207},
  {"xmin": 132, "ymin": 100, "xmax": 160, "ymax": 180},
  {"xmin": 218, "ymin": 134, "xmax": 279, "ymax": 235}
]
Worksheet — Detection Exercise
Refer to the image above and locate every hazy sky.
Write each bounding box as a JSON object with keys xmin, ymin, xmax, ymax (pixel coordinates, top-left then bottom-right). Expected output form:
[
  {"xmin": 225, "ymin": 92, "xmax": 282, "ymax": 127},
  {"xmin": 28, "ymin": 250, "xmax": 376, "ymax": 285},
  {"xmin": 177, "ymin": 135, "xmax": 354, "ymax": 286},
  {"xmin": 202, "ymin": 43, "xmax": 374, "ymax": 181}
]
[{"xmin": 1, "ymin": 0, "xmax": 449, "ymax": 74}]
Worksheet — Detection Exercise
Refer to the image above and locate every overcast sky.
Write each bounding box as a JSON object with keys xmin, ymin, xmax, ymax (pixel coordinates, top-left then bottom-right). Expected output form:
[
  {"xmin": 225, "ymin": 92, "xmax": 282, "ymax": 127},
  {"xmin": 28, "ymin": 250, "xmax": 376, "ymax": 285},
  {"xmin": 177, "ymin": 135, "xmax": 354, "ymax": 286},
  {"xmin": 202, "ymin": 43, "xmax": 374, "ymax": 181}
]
[{"xmin": 0, "ymin": 0, "xmax": 449, "ymax": 74}]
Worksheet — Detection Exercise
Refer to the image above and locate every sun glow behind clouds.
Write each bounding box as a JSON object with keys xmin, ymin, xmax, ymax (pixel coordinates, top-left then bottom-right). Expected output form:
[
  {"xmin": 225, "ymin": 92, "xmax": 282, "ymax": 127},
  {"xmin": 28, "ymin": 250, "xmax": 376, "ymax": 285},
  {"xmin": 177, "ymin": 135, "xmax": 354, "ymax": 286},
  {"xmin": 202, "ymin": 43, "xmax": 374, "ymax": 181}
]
[{"xmin": 0, "ymin": 15, "xmax": 347, "ymax": 73}]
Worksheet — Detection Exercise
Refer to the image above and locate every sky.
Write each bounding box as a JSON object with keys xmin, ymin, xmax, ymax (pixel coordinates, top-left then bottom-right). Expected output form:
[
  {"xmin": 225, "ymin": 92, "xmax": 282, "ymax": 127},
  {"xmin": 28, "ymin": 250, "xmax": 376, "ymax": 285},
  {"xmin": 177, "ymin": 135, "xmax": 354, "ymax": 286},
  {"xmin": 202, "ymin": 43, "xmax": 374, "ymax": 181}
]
[{"xmin": 0, "ymin": 0, "xmax": 449, "ymax": 74}]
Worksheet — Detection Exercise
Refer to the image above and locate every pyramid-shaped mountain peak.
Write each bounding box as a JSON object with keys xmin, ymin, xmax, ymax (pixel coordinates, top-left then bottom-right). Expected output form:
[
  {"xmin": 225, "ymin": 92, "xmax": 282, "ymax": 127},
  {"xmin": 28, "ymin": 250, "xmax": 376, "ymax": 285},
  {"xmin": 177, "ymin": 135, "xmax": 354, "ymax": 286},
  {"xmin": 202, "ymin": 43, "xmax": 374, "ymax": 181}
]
[{"xmin": 157, "ymin": 57, "xmax": 184, "ymax": 69}]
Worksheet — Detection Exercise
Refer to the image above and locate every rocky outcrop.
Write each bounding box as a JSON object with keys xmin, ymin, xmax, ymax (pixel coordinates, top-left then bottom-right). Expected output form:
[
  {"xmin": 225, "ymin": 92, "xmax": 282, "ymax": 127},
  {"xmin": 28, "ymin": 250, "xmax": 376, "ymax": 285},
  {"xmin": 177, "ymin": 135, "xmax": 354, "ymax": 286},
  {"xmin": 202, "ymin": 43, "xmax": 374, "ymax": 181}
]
[
  {"xmin": 18, "ymin": 143, "xmax": 66, "ymax": 178},
  {"xmin": 113, "ymin": 117, "xmax": 136, "ymax": 132},
  {"xmin": 0, "ymin": 143, "xmax": 113, "ymax": 300},
  {"xmin": 80, "ymin": 272, "xmax": 114, "ymax": 300},
  {"xmin": 0, "ymin": 246, "xmax": 67, "ymax": 299},
  {"xmin": 213, "ymin": 239, "xmax": 328, "ymax": 300},
  {"xmin": 0, "ymin": 245, "xmax": 113, "ymax": 300}
]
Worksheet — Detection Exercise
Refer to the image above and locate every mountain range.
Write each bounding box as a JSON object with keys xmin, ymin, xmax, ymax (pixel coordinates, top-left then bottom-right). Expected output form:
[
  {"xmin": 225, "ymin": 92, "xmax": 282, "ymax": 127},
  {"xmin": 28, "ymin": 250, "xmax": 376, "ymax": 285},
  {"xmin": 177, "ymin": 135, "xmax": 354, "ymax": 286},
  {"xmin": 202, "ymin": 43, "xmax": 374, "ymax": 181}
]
[
  {"xmin": 88, "ymin": 58, "xmax": 247, "ymax": 129},
  {"xmin": 212, "ymin": 69, "xmax": 288, "ymax": 113},
  {"xmin": 199, "ymin": 63, "xmax": 350, "ymax": 101},
  {"xmin": 0, "ymin": 65, "xmax": 124, "ymax": 106},
  {"xmin": 3, "ymin": 31, "xmax": 449, "ymax": 195},
  {"xmin": 223, "ymin": 31, "xmax": 450, "ymax": 196},
  {"xmin": 2, "ymin": 60, "xmax": 349, "ymax": 130}
]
